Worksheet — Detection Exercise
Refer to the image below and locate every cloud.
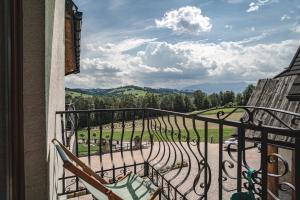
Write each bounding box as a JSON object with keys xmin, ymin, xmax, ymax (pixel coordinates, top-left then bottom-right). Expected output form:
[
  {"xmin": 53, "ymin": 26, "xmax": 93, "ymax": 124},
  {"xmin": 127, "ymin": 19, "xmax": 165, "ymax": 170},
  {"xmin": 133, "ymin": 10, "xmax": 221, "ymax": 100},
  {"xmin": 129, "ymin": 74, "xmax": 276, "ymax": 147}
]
[
  {"xmin": 66, "ymin": 38, "xmax": 298, "ymax": 89},
  {"xmin": 247, "ymin": 2, "xmax": 259, "ymax": 12},
  {"xmin": 86, "ymin": 38, "xmax": 156, "ymax": 53},
  {"xmin": 225, "ymin": 0, "xmax": 244, "ymax": 3},
  {"xmin": 236, "ymin": 32, "xmax": 267, "ymax": 44},
  {"xmin": 247, "ymin": 27, "xmax": 256, "ymax": 31},
  {"xmin": 247, "ymin": 0, "xmax": 278, "ymax": 12},
  {"xmin": 155, "ymin": 6, "xmax": 212, "ymax": 35},
  {"xmin": 281, "ymin": 14, "xmax": 291, "ymax": 21},
  {"xmin": 224, "ymin": 25, "xmax": 233, "ymax": 30},
  {"xmin": 292, "ymin": 25, "xmax": 300, "ymax": 33},
  {"xmin": 108, "ymin": 0, "xmax": 127, "ymax": 10}
]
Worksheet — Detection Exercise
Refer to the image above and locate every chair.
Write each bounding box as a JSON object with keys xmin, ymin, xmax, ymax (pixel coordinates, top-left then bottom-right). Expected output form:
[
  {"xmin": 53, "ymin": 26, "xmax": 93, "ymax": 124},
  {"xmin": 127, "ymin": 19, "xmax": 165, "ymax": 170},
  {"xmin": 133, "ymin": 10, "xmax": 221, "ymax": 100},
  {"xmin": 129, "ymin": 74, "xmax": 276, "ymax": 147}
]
[{"xmin": 52, "ymin": 139, "xmax": 161, "ymax": 200}]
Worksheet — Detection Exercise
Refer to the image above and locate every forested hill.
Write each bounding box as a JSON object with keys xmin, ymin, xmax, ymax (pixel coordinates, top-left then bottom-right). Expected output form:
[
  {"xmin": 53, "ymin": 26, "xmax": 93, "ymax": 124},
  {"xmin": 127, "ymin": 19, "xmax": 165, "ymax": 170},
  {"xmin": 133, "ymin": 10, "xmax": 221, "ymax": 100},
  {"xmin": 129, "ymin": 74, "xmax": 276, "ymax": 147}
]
[
  {"xmin": 66, "ymin": 84, "xmax": 255, "ymax": 113},
  {"xmin": 66, "ymin": 85, "xmax": 192, "ymax": 97}
]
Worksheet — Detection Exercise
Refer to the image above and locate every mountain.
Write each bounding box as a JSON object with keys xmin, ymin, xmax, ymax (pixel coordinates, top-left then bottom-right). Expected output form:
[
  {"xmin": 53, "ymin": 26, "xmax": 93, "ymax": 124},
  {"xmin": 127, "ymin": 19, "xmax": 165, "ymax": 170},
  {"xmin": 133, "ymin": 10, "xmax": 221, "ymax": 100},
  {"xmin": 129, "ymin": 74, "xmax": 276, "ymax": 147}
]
[
  {"xmin": 182, "ymin": 82, "xmax": 249, "ymax": 93},
  {"xmin": 66, "ymin": 83, "xmax": 251, "ymax": 97},
  {"xmin": 66, "ymin": 85, "xmax": 192, "ymax": 97}
]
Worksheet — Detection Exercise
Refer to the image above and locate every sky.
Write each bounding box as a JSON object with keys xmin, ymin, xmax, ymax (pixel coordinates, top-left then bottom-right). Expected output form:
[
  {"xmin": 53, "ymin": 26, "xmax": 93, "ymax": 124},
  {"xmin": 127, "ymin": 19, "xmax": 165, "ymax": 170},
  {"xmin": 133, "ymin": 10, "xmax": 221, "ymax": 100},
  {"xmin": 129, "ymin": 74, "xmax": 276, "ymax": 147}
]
[{"xmin": 66, "ymin": 0, "xmax": 300, "ymax": 89}]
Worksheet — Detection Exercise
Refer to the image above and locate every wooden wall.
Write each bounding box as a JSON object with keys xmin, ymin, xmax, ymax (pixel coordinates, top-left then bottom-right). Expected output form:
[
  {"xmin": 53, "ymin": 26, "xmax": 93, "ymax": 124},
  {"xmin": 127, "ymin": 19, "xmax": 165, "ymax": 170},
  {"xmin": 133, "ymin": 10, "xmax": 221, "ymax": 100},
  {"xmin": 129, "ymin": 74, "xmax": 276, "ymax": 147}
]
[
  {"xmin": 246, "ymin": 75, "xmax": 300, "ymax": 140},
  {"xmin": 245, "ymin": 75, "xmax": 299, "ymax": 199}
]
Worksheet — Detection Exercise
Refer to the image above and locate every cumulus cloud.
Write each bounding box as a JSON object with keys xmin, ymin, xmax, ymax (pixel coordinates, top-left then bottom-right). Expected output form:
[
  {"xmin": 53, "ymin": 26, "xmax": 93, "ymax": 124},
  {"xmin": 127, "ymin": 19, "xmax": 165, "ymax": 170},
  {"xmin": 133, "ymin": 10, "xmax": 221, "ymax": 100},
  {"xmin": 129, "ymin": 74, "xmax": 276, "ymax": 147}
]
[
  {"xmin": 247, "ymin": 0, "xmax": 277, "ymax": 12},
  {"xmin": 155, "ymin": 6, "xmax": 212, "ymax": 35},
  {"xmin": 66, "ymin": 38, "xmax": 298, "ymax": 89}
]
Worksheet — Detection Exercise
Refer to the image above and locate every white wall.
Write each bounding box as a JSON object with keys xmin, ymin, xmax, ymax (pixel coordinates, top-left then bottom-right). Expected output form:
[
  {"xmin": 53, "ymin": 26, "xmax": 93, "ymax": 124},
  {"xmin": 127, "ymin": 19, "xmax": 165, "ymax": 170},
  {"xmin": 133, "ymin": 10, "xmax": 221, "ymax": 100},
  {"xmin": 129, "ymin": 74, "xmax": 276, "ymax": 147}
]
[
  {"xmin": 46, "ymin": 0, "xmax": 65, "ymax": 199},
  {"xmin": 23, "ymin": 0, "xmax": 47, "ymax": 198},
  {"xmin": 23, "ymin": 0, "xmax": 65, "ymax": 199}
]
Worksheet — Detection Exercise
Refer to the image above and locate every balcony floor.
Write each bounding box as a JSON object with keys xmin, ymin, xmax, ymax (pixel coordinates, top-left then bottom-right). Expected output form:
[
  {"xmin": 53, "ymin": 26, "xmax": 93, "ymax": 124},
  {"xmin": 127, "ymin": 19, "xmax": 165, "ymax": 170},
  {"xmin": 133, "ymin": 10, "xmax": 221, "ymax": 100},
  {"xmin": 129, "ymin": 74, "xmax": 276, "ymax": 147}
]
[
  {"xmin": 63, "ymin": 143, "xmax": 261, "ymax": 200},
  {"xmin": 67, "ymin": 194, "xmax": 164, "ymax": 200}
]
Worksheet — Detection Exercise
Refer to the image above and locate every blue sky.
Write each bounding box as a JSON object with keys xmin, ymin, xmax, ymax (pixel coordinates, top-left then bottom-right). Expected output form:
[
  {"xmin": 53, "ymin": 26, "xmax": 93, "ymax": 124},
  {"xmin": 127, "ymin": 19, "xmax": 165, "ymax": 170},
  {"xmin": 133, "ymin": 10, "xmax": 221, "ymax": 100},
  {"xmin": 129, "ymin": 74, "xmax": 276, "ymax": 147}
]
[{"xmin": 66, "ymin": 0, "xmax": 300, "ymax": 89}]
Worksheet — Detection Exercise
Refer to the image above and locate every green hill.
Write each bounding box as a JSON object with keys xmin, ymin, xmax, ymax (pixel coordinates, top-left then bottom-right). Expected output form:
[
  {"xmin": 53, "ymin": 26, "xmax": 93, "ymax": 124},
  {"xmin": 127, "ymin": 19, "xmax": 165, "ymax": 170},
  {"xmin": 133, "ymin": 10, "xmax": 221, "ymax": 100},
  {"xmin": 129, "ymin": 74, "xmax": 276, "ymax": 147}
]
[{"xmin": 66, "ymin": 85, "xmax": 192, "ymax": 97}]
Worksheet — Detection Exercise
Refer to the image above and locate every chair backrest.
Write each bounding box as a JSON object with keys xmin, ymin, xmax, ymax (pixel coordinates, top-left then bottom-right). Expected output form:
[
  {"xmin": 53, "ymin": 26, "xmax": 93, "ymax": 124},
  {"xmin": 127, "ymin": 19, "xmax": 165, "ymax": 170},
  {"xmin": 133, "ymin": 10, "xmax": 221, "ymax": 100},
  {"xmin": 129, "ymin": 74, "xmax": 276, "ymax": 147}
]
[{"xmin": 52, "ymin": 139, "xmax": 122, "ymax": 200}]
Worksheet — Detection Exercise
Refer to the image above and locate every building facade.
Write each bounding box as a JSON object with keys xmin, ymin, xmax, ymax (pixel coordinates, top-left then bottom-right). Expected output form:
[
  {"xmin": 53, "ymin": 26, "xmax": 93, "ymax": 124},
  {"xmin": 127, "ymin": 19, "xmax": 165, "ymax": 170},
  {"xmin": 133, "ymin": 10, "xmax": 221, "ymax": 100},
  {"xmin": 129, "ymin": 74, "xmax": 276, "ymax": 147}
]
[{"xmin": 0, "ymin": 0, "xmax": 66, "ymax": 199}]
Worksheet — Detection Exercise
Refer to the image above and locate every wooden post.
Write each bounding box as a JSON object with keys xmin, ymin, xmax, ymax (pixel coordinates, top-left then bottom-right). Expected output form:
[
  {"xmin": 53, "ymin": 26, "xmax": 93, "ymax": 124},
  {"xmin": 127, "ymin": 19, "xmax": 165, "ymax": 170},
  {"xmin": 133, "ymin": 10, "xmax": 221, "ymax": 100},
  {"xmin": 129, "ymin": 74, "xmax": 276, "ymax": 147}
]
[
  {"xmin": 293, "ymin": 136, "xmax": 299, "ymax": 200},
  {"xmin": 267, "ymin": 145, "xmax": 278, "ymax": 199}
]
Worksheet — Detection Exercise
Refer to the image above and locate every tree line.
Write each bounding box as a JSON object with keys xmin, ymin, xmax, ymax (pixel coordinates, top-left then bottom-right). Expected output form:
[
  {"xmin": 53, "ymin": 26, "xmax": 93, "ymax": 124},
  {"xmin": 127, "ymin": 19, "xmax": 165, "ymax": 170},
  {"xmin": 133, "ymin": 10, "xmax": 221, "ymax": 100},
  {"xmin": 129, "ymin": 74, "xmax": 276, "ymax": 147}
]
[{"xmin": 66, "ymin": 84, "xmax": 255, "ymax": 113}]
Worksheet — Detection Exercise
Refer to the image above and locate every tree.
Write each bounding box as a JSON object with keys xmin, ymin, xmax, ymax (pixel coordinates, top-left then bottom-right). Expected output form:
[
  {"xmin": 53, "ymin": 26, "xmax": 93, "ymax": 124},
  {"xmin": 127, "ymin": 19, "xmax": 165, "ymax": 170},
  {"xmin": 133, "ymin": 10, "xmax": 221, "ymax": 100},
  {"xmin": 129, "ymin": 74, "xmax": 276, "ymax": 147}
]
[
  {"xmin": 119, "ymin": 94, "xmax": 136, "ymax": 108},
  {"xmin": 143, "ymin": 93, "xmax": 159, "ymax": 108},
  {"xmin": 94, "ymin": 97, "xmax": 105, "ymax": 109},
  {"xmin": 219, "ymin": 92, "xmax": 224, "ymax": 106},
  {"xmin": 65, "ymin": 93, "xmax": 73, "ymax": 104},
  {"xmin": 202, "ymin": 96, "xmax": 211, "ymax": 109},
  {"xmin": 235, "ymin": 93, "xmax": 243, "ymax": 106},
  {"xmin": 173, "ymin": 95, "xmax": 185, "ymax": 112},
  {"xmin": 209, "ymin": 93, "xmax": 220, "ymax": 107},
  {"xmin": 184, "ymin": 95, "xmax": 194, "ymax": 112},
  {"xmin": 160, "ymin": 95, "xmax": 174, "ymax": 110},
  {"xmin": 243, "ymin": 84, "xmax": 255, "ymax": 105},
  {"xmin": 223, "ymin": 91, "xmax": 235, "ymax": 106},
  {"xmin": 194, "ymin": 90, "xmax": 206, "ymax": 110}
]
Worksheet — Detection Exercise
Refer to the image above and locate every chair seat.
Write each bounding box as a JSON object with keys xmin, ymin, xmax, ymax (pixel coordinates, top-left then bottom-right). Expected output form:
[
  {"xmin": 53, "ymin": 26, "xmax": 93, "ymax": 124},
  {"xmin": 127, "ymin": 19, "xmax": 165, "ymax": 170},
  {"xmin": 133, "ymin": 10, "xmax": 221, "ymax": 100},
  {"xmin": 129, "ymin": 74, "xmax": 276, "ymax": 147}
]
[{"xmin": 81, "ymin": 173, "xmax": 158, "ymax": 200}]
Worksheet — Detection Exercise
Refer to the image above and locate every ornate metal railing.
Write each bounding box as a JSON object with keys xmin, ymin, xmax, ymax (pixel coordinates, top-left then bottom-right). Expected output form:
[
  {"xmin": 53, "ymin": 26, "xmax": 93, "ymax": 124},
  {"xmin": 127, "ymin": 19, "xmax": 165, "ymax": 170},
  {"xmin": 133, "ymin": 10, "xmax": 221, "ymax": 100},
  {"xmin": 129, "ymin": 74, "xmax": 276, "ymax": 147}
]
[{"xmin": 56, "ymin": 107, "xmax": 300, "ymax": 200}]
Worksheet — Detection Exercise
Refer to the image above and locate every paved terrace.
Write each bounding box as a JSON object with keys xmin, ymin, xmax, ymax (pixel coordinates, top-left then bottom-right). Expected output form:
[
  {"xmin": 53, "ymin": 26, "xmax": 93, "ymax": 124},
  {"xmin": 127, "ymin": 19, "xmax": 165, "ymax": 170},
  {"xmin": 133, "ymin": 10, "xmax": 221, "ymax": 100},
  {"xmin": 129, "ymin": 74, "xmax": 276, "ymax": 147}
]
[{"xmin": 63, "ymin": 142, "xmax": 261, "ymax": 200}]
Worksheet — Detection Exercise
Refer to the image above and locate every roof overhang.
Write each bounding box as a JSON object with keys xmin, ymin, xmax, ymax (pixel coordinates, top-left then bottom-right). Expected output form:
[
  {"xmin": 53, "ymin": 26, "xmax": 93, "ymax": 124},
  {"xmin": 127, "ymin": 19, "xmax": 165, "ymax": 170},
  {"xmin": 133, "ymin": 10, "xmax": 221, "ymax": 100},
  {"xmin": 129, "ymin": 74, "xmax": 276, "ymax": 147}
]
[
  {"xmin": 287, "ymin": 75, "xmax": 300, "ymax": 101},
  {"xmin": 275, "ymin": 45, "xmax": 300, "ymax": 78}
]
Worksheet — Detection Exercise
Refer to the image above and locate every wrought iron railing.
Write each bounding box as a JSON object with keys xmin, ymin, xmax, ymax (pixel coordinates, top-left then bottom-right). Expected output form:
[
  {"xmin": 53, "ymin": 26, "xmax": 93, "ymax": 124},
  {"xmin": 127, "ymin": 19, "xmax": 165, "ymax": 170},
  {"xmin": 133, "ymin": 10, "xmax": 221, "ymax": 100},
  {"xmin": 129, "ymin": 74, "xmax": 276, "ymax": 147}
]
[{"xmin": 56, "ymin": 107, "xmax": 300, "ymax": 200}]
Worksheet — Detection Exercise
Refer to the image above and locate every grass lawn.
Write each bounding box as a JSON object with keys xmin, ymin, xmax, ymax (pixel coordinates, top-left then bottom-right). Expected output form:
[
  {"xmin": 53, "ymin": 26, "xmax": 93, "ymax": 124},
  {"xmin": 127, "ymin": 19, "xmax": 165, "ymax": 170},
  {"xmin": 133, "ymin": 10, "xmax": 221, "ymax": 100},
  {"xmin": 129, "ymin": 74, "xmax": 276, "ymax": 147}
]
[
  {"xmin": 191, "ymin": 107, "xmax": 244, "ymax": 115},
  {"xmin": 75, "ymin": 111, "xmax": 240, "ymax": 155},
  {"xmin": 76, "ymin": 127, "xmax": 235, "ymax": 155},
  {"xmin": 123, "ymin": 89, "xmax": 147, "ymax": 97},
  {"xmin": 66, "ymin": 90, "xmax": 93, "ymax": 98}
]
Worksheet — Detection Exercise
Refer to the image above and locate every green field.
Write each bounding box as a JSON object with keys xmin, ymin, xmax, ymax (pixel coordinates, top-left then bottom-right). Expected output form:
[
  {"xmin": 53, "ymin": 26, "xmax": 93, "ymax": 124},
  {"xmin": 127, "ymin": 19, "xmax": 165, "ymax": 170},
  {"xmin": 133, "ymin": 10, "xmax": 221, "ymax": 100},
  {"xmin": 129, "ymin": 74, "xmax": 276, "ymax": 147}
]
[
  {"xmin": 190, "ymin": 107, "xmax": 244, "ymax": 115},
  {"xmin": 123, "ymin": 89, "xmax": 147, "ymax": 96},
  {"xmin": 78, "ymin": 128, "xmax": 234, "ymax": 141},
  {"xmin": 66, "ymin": 85, "xmax": 191, "ymax": 97},
  {"xmin": 76, "ymin": 127, "xmax": 235, "ymax": 155},
  {"xmin": 75, "ymin": 110, "xmax": 242, "ymax": 155},
  {"xmin": 66, "ymin": 90, "xmax": 93, "ymax": 98}
]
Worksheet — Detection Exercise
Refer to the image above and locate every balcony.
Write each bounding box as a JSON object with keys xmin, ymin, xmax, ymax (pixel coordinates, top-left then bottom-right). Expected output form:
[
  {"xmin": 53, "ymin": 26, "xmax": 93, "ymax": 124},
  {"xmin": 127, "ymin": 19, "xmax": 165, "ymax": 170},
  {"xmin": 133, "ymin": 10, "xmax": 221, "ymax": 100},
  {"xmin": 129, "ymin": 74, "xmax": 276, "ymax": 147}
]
[{"xmin": 55, "ymin": 107, "xmax": 299, "ymax": 200}]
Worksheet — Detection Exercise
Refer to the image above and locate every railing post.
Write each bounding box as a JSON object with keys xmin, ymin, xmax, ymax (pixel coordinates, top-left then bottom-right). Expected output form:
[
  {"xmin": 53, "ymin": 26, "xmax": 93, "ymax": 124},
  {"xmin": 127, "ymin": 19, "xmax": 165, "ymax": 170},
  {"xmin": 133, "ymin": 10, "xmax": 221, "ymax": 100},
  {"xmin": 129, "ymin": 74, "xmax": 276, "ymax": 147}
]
[
  {"xmin": 295, "ymin": 136, "xmax": 300, "ymax": 200},
  {"xmin": 261, "ymin": 131, "xmax": 268, "ymax": 200},
  {"xmin": 237, "ymin": 126, "xmax": 245, "ymax": 193},
  {"xmin": 60, "ymin": 113, "xmax": 66, "ymax": 194},
  {"xmin": 87, "ymin": 111, "xmax": 91, "ymax": 165},
  {"xmin": 60, "ymin": 113, "xmax": 65, "ymax": 146},
  {"xmin": 144, "ymin": 161, "xmax": 149, "ymax": 177},
  {"xmin": 110, "ymin": 111, "xmax": 115, "ymax": 182},
  {"xmin": 218, "ymin": 123, "xmax": 223, "ymax": 200},
  {"xmin": 204, "ymin": 121, "xmax": 208, "ymax": 200},
  {"xmin": 75, "ymin": 113, "xmax": 79, "ymax": 191}
]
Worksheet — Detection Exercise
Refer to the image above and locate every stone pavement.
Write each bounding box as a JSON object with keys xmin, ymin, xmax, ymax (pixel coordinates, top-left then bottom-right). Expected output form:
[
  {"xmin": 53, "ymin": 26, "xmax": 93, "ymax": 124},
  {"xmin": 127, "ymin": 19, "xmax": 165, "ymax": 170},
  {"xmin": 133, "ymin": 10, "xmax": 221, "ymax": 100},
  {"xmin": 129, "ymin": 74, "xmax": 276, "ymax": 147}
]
[{"xmin": 62, "ymin": 143, "xmax": 260, "ymax": 200}]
